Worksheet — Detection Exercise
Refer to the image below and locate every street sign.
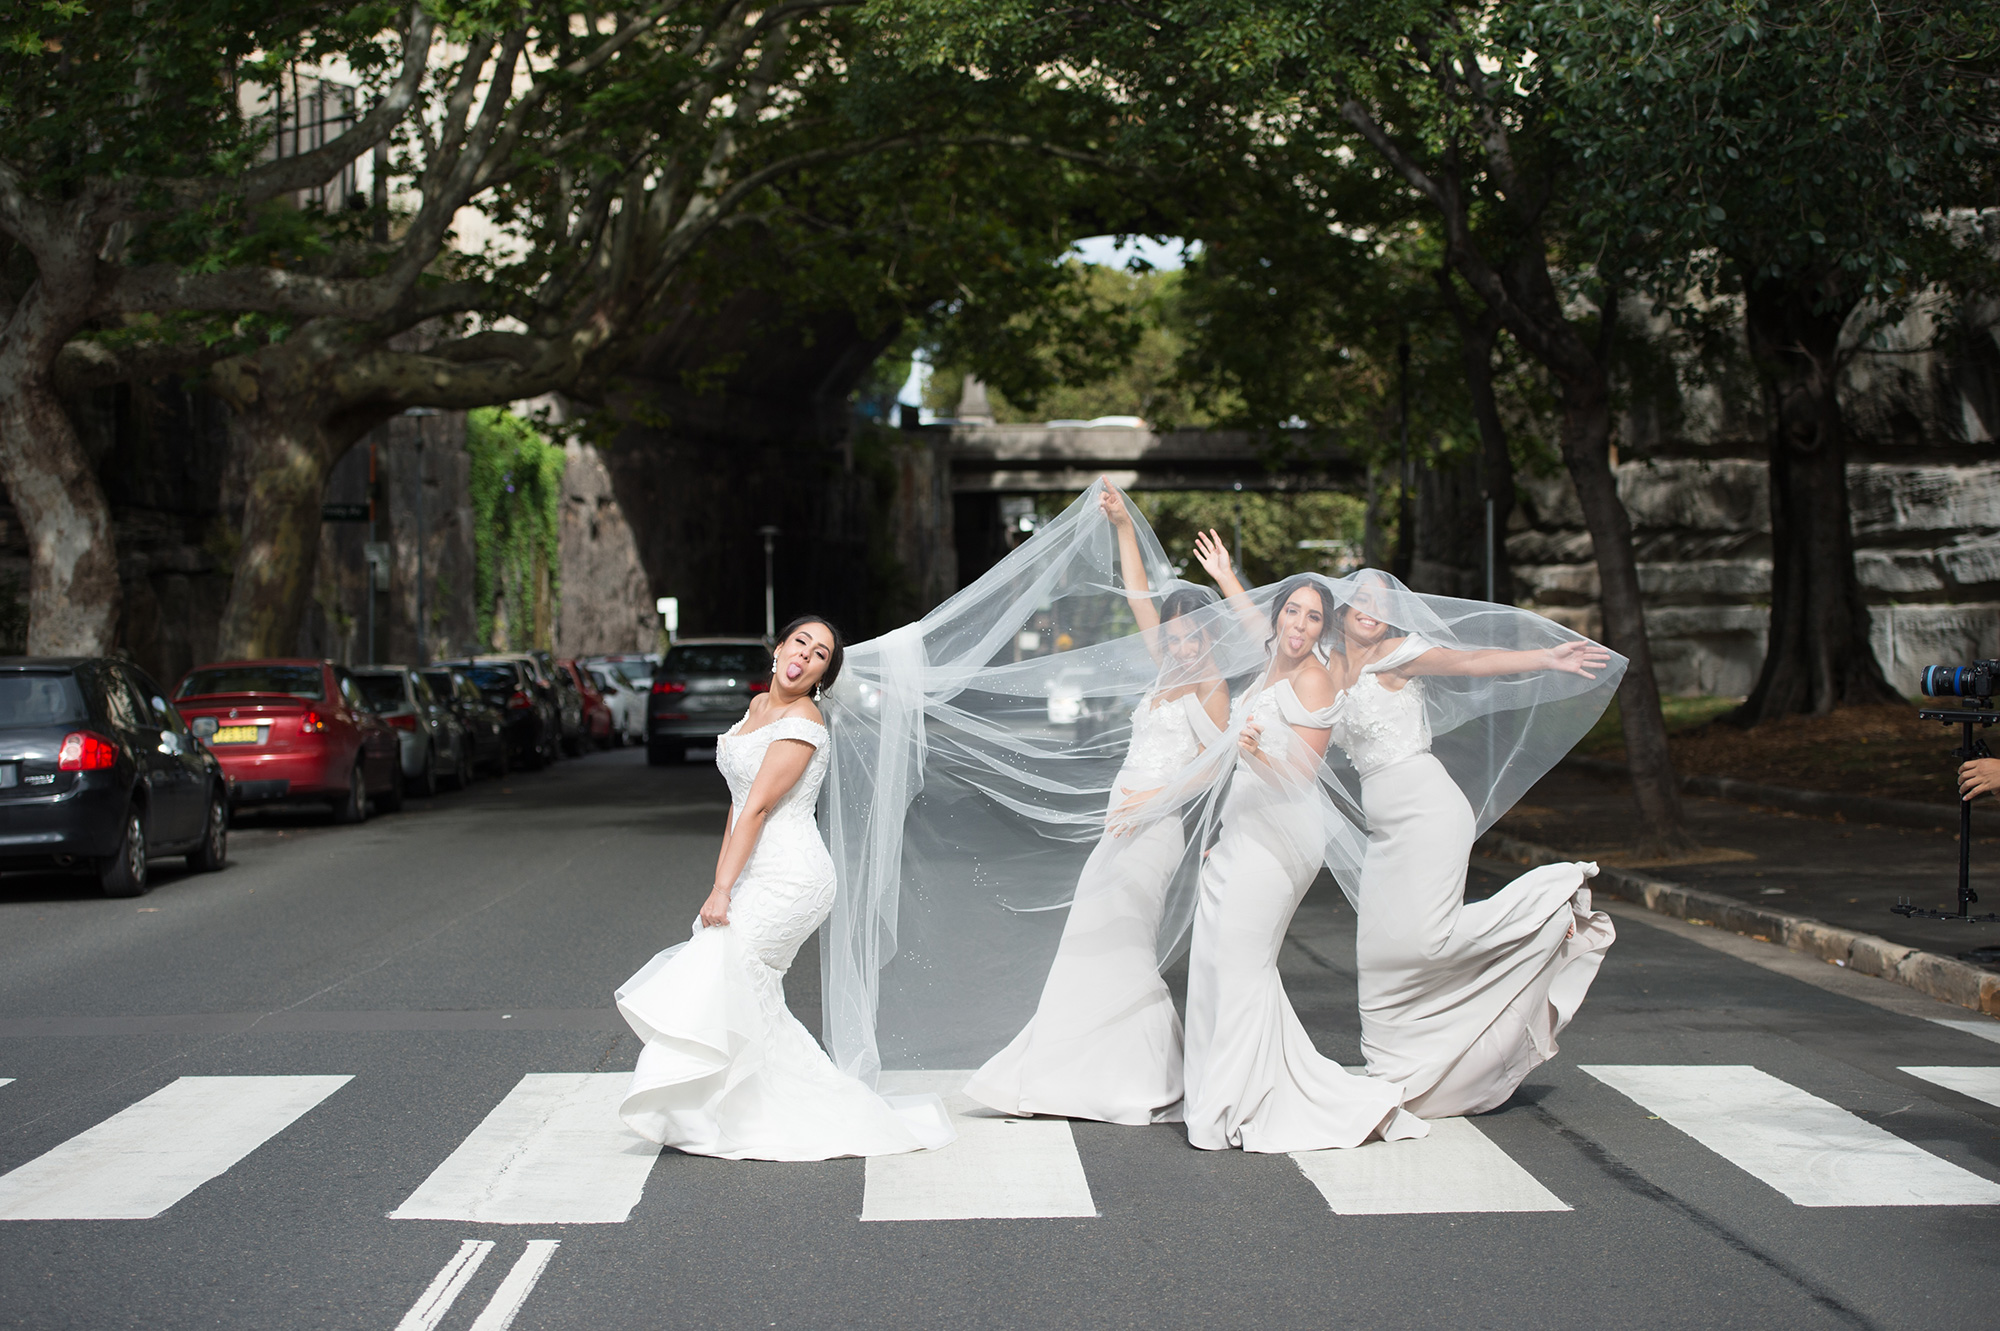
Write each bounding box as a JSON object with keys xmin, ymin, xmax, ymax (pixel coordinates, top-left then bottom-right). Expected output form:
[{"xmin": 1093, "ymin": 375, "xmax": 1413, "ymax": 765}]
[
  {"xmin": 655, "ymin": 596, "xmax": 679, "ymax": 633},
  {"xmin": 321, "ymin": 503, "xmax": 370, "ymax": 522}
]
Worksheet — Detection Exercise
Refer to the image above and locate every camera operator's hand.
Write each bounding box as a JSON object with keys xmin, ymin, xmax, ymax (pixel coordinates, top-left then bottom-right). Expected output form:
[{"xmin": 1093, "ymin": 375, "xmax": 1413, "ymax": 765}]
[{"xmin": 1958, "ymin": 757, "xmax": 2000, "ymax": 802}]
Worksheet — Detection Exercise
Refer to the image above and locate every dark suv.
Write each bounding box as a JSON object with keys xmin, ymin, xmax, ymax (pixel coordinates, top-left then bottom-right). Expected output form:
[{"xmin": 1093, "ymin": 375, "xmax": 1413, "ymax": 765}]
[
  {"xmin": 442, "ymin": 657, "xmax": 558, "ymax": 769},
  {"xmin": 0, "ymin": 658, "xmax": 228, "ymax": 896},
  {"xmin": 647, "ymin": 638, "xmax": 770, "ymax": 765}
]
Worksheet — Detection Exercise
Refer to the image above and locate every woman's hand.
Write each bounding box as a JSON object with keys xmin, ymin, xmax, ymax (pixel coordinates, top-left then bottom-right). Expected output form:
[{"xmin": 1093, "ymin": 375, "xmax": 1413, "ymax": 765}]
[
  {"xmin": 1544, "ymin": 640, "xmax": 1613, "ymax": 679},
  {"xmin": 1107, "ymin": 784, "xmax": 1159, "ymax": 837},
  {"xmin": 1238, "ymin": 719, "xmax": 1263, "ymax": 757},
  {"xmin": 1098, "ymin": 483, "xmax": 1133, "ymax": 530},
  {"xmin": 698, "ymin": 886, "xmax": 732, "ymax": 928},
  {"xmin": 1192, "ymin": 528, "xmax": 1233, "ymax": 585},
  {"xmin": 1960, "ymin": 757, "xmax": 2000, "ymax": 802}
]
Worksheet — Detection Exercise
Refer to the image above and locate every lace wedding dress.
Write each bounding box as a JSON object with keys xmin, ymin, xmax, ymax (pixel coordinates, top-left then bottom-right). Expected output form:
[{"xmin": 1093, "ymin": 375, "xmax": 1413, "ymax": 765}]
[
  {"xmin": 1182, "ymin": 679, "xmax": 1427, "ymax": 1152},
  {"xmin": 616, "ymin": 715, "xmax": 954, "ymax": 1160},
  {"xmin": 966, "ymin": 690, "xmax": 1217, "ymax": 1125},
  {"xmin": 1330, "ymin": 638, "xmax": 1615, "ymax": 1118}
]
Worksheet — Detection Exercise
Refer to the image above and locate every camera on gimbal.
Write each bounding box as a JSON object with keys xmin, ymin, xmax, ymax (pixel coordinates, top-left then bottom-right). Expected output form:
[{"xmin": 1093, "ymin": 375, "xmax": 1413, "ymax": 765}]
[{"xmin": 1895, "ymin": 660, "xmax": 2000, "ymax": 922}]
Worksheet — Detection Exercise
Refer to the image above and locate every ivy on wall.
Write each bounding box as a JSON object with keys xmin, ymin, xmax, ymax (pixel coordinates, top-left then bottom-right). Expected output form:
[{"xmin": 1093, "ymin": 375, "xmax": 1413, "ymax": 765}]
[{"xmin": 466, "ymin": 407, "xmax": 564, "ymax": 651}]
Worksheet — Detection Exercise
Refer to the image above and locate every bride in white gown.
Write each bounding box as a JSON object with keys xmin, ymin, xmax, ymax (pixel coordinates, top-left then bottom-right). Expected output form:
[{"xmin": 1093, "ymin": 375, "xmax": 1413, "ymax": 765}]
[
  {"xmin": 965, "ymin": 484, "xmax": 1228, "ymax": 1125},
  {"xmin": 1183, "ymin": 543, "xmax": 1426, "ymax": 1153},
  {"xmin": 616, "ymin": 616, "xmax": 954, "ymax": 1160},
  {"xmin": 1324, "ymin": 572, "xmax": 1617, "ymax": 1118}
]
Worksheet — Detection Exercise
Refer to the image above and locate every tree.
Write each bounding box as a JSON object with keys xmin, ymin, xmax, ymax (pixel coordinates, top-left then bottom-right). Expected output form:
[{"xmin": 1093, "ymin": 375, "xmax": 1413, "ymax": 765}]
[{"xmin": 1532, "ymin": 0, "xmax": 2000, "ymax": 721}]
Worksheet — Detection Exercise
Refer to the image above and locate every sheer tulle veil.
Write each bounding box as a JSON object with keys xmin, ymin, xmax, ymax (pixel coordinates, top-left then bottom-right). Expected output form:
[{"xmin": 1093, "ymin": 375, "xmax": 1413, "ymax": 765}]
[{"xmin": 817, "ymin": 482, "xmax": 1626, "ymax": 1084}]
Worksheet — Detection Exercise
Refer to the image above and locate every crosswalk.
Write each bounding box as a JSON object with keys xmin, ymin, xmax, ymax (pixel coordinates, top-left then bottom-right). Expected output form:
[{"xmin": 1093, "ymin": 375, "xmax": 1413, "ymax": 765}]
[{"xmin": 2, "ymin": 1061, "xmax": 1997, "ymax": 1228}]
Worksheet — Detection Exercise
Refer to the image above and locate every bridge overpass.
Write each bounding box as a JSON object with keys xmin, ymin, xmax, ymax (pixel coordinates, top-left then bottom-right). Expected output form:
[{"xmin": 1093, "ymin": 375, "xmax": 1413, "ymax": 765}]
[{"xmin": 925, "ymin": 422, "xmax": 1361, "ymax": 493}]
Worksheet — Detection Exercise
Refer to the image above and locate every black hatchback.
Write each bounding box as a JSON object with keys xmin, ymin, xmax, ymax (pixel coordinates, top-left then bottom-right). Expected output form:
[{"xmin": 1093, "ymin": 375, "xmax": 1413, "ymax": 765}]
[{"xmin": 0, "ymin": 658, "xmax": 228, "ymax": 896}]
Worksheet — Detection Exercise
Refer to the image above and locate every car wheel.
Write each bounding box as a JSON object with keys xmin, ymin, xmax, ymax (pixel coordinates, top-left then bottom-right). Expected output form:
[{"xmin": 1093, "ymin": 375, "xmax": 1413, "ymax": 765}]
[
  {"xmin": 99, "ymin": 807, "xmax": 149, "ymax": 897},
  {"xmin": 407, "ymin": 746, "xmax": 438, "ymax": 799},
  {"xmin": 333, "ymin": 762, "xmax": 369, "ymax": 824},
  {"xmin": 186, "ymin": 786, "xmax": 228, "ymax": 872},
  {"xmin": 647, "ymin": 739, "xmax": 681, "ymax": 767},
  {"xmin": 375, "ymin": 756, "xmax": 405, "ymax": 813}
]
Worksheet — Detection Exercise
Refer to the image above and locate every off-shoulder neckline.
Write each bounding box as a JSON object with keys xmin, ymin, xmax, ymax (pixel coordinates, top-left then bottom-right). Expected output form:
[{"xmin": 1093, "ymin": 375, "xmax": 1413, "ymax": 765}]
[{"xmin": 730, "ymin": 711, "xmax": 829, "ymax": 742}]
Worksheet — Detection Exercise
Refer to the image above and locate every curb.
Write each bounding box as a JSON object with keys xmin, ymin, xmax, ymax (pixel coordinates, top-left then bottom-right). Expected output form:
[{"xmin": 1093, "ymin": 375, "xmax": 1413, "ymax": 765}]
[
  {"xmin": 1561, "ymin": 755, "xmax": 1996, "ymax": 833},
  {"xmin": 1476, "ymin": 829, "xmax": 2000, "ymax": 1017}
]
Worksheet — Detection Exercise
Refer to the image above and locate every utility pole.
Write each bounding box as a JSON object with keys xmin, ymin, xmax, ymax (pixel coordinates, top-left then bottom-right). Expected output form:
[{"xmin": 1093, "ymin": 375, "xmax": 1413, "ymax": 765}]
[
  {"xmin": 1231, "ymin": 482, "xmax": 1244, "ymax": 574},
  {"xmin": 759, "ymin": 525, "xmax": 779, "ymax": 642},
  {"xmin": 1395, "ymin": 338, "xmax": 1413, "ymax": 582},
  {"xmin": 414, "ymin": 426, "xmax": 426, "ymax": 664}
]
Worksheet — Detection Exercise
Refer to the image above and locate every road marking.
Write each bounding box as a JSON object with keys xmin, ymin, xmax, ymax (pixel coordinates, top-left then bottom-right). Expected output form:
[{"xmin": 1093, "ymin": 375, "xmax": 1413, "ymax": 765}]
[
  {"xmin": 1900, "ymin": 1066, "xmax": 2000, "ymax": 1109},
  {"xmin": 390, "ymin": 1073, "xmax": 658, "ymax": 1224},
  {"xmin": 467, "ymin": 1240, "xmax": 560, "ymax": 1331},
  {"xmin": 0, "ymin": 1079, "xmax": 11, "ymax": 1089},
  {"xmin": 0, "ymin": 1074, "xmax": 351, "ymax": 1220},
  {"xmin": 863, "ymin": 1071, "xmax": 1096, "ymax": 1221},
  {"xmin": 1581, "ymin": 1064, "xmax": 2000, "ymax": 1208},
  {"xmin": 394, "ymin": 1239, "xmax": 493, "ymax": 1331},
  {"xmin": 1930, "ymin": 1019, "xmax": 2000, "ymax": 1047},
  {"xmin": 1291, "ymin": 1116, "xmax": 1569, "ymax": 1214}
]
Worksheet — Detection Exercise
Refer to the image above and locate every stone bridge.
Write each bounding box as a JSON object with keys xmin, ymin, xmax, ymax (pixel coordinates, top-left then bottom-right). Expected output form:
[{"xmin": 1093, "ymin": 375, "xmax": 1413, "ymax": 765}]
[{"xmin": 928, "ymin": 422, "xmax": 1361, "ymax": 494}]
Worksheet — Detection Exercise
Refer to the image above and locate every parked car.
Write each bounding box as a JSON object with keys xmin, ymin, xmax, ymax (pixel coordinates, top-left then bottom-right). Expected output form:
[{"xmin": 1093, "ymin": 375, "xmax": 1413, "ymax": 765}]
[
  {"xmin": 351, "ymin": 666, "xmax": 470, "ymax": 796},
  {"xmin": 559, "ymin": 659, "xmax": 614, "ymax": 749},
  {"xmin": 588, "ymin": 665, "xmax": 646, "ymax": 746},
  {"xmin": 485, "ymin": 652, "xmax": 572, "ymax": 762},
  {"xmin": 0, "ymin": 658, "xmax": 229, "ymax": 896},
  {"xmin": 586, "ymin": 652, "xmax": 659, "ymax": 692},
  {"xmin": 647, "ymin": 638, "xmax": 770, "ymax": 765},
  {"xmin": 440, "ymin": 657, "xmax": 558, "ymax": 768},
  {"xmin": 418, "ymin": 666, "xmax": 509, "ymax": 776},
  {"xmin": 174, "ymin": 659, "xmax": 401, "ymax": 822},
  {"xmin": 541, "ymin": 656, "xmax": 587, "ymax": 755}
]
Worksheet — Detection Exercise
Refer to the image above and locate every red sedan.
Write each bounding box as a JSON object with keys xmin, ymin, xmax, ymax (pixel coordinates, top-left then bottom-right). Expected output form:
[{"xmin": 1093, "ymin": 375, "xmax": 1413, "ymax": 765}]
[
  {"xmin": 173, "ymin": 659, "xmax": 401, "ymax": 821},
  {"xmin": 559, "ymin": 659, "xmax": 615, "ymax": 749}
]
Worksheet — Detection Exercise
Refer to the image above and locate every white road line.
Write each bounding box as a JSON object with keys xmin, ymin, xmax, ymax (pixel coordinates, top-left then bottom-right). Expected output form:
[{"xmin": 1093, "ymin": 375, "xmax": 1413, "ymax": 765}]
[
  {"xmin": 0, "ymin": 1074, "xmax": 351, "ymax": 1221},
  {"xmin": 467, "ymin": 1240, "xmax": 561, "ymax": 1331},
  {"xmin": 0, "ymin": 1079, "xmax": 12, "ymax": 1090},
  {"xmin": 1930, "ymin": 1019, "xmax": 2000, "ymax": 1047},
  {"xmin": 1901, "ymin": 1066, "xmax": 2000, "ymax": 1110},
  {"xmin": 394, "ymin": 1239, "xmax": 494, "ymax": 1331},
  {"xmin": 1291, "ymin": 1117, "xmax": 1569, "ymax": 1215},
  {"xmin": 1582, "ymin": 1064, "xmax": 2000, "ymax": 1208},
  {"xmin": 863, "ymin": 1071, "xmax": 1096, "ymax": 1222},
  {"xmin": 390, "ymin": 1073, "xmax": 658, "ymax": 1224}
]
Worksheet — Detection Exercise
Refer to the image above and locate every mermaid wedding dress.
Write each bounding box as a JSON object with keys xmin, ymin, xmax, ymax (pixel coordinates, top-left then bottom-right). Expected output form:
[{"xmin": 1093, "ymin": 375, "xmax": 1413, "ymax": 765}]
[
  {"xmin": 1331, "ymin": 637, "xmax": 1615, "ymax": 1118},
  {"xmin": 965, "ymin": 690, "xmax": 1217, "ymax": 1125},
  {"xmin": 616, "ymin": 715, "xmax": 954, "ymax": 1159},
  {"xmin": 1182, "ymin": 679, "xmax": 1426, "ymax": 1152}
]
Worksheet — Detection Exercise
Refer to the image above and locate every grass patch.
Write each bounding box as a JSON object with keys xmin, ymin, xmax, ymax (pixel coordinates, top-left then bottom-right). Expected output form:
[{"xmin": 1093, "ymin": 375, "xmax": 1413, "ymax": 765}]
[{"xmin": 1576, "ymin": 695, "xmax": 1742, "ymax": 758}]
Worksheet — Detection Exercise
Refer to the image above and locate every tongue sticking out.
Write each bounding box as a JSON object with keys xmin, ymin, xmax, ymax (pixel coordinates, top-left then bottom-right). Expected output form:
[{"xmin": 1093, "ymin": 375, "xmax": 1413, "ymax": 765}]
[{"xmin": 785, "ymin": 662, "xmax": 804, "ymax": 681}]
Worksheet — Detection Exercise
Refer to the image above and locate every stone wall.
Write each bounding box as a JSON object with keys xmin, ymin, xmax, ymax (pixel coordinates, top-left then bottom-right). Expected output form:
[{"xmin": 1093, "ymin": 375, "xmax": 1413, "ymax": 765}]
[
  {"xmin": 555, "ymin": 438, "xmax": 656, "ymax": 656},
  {"xmin": 1506, "ymin": 293, "xmax": 2000, "ymax": 696}
]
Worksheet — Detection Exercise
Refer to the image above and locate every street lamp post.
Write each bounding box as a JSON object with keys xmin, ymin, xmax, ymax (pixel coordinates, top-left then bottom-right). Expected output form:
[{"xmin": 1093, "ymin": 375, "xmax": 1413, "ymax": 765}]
[
  {"xmin": 758, "ymin": 525, "xmax": 779, "ymax": 642},
  {"xmin": 1231, "ymin": 482, "xmax": 1244, "ymax": 573}
]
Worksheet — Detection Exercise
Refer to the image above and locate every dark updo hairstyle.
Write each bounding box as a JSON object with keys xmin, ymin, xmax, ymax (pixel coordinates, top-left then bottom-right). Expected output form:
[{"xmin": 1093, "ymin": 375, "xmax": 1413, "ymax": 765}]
[
  {"xmin": 1266, "ymin": 574, "xmax": 1334, "ymax": 654},
  {"xmin": 1159, "ymin": 586, "xmax": 1215, "ymax": 625},
  {"xmin": 776, "ymin": 613, "xmax": 846, "ymax": 693},
  {"xmin": 1329, "ymin": 568, "xmax": 1405, "ymax": 656}
]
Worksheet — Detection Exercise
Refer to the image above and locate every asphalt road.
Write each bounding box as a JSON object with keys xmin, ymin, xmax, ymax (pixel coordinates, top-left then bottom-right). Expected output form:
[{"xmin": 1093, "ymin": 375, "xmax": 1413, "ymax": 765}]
[{"xmin": 2, "ymin": 749, "xmax": 1999, "ymax": 1330}]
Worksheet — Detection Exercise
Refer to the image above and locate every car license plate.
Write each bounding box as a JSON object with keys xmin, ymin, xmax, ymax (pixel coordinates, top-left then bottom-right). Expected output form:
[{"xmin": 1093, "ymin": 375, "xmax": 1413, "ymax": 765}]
[
  {"xmin": 211, "ymin": 724, "xmax": 261, "ymax": 744},
  {"xmin": 0, "ymin": 764, "xmax": 16, "ymax": 788}
]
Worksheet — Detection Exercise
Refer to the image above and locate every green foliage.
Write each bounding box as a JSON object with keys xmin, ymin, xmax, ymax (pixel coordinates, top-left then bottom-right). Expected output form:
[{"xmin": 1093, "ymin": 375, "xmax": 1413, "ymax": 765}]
[
  {"xmin": 1132, "ymin": 490, "xmax": 1370, "ymax": 588},
  {"xmin": 466, "ymin": 407, "xmax": 564, "ymax": 652}
]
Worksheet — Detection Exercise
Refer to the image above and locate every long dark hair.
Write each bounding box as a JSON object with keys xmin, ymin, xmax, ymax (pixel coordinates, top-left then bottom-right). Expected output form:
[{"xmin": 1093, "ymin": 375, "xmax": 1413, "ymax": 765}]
[
  {"xmin": 776, "ymin": 614, "xmax": 846, "ymax": 692},
  {"xmin": 1329, "ymin": 569, "xmax": 1405, "ymax": 656},
  {"xmin": 1266, "ymin": 574, "xmax": 1334, "ymax": 655},
  {"xmin": 1160, "ymin": 586, "xmax": 1214, "ymax": 624}
]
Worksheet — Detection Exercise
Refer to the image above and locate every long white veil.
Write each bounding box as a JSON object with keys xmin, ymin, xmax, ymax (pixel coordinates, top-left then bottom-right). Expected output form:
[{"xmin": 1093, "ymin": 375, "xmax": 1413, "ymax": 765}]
[{"xmin": 818, "ymin": 485, "xmax": 1626, "ymax": 1082}]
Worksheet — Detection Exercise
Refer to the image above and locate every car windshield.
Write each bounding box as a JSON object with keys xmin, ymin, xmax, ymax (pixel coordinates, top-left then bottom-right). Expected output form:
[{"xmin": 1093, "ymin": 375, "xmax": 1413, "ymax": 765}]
[
  {"xmin": 352, "ymin": 673, "xmax": 410, "ymax": 710},
  {"xmin": 418, "ymin": 671, "xmax": 457, "ymax": 697},
  {"xmin": 178, "ymin": 665, "xmax": 324, "ymax": 699},
  {"xmin": 0, "ymin": 672, "xmax": 87, "ymax": 727},
  {"xmin": 605, "ymin": 660, "xmax": 651, "ymax": 686},
  {"xmin": 461, "ymin": 666, "xmax": 518, "ymax": 692},
  {"xmin": 661, "ymin": 645, "xmax": 766, "ymax": 677}
]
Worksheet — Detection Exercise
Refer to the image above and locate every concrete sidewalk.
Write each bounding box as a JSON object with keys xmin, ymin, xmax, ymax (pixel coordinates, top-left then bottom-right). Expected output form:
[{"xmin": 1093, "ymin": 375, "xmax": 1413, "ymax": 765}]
[{"xmin": 1492, "ymin": 765, "xmax": 2000, "ymax": 1010}]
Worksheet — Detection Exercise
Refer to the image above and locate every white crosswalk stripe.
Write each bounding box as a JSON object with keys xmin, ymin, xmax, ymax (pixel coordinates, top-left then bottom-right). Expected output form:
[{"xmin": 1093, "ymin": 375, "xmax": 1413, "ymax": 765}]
[
  {"xmin": 863, "ymin": 1072, "xmax": 1097, "ymax": 1221},
  {"xmin": 1292, "ymin": 1117, "xmax": 1569, "ymax": 1215},
  {"xmin": 1900, "ymin": 1066, "xmax": 2000, "ymax": 1110},
  {"xmin": 1582, "ymin": 1064, "xmax": 2000, "ymax": 1208},
  {"xmin": 0, "ymin": 1075, "xmax": 351, "ymax": 1221},
  {"xmin": 390, "ymin": 1073, "xmax": 659, "ymax": 1224}
]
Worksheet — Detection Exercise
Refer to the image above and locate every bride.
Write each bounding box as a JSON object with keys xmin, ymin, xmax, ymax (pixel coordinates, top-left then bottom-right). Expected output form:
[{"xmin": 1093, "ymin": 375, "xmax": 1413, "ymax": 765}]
[
  {"xmin": 1324, "ymin": 571, "xmax": 1618, "ymax": 1118},
  {"xmin": 615, "ymin": 616, "xmax": 953, "ymax": 1160},
  {"xmin": 965, "ymin": 483, "xmax": 1228, "ymax": 1125},
  {"xmin": 1183, "ymin": 541, "xmax": 1425, "ymax": 1152}
]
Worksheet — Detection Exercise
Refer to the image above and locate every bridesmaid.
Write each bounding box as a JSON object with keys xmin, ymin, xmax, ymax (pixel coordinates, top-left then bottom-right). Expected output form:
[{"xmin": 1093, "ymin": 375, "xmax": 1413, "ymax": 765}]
[
  {"xmin": 1324, "ymin": 571, "xmax": 1615, "ymax": 1118},
  {"xmin": 966, "ymin": 483, "xmax": 1229, "ymax": 1124},
  {"xmin": 1181, "ymin": 539, "xmax": 1424, "ymax": 1152}
]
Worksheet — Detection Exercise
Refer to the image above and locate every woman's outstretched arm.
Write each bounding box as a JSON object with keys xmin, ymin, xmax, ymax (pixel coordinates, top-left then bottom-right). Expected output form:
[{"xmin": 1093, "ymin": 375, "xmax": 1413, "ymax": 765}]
[
  {"xmin": 700, "ymin": 730, "xmax": 818, "ymax": 926},
  {"xmin": 1192, "ymin": 529, "xmax": 1265, "ymax": 638},
  {"xmin": 1101, "ymin": 481, "xmax": 1160, "ymax": 645},
  {"xmin": 1396, "ymin": 639, "xmax": 1612, "ymax": 681}
]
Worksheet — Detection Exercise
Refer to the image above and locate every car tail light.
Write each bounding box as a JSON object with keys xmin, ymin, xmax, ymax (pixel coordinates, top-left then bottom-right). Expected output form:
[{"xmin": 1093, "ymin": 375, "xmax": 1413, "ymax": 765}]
[
  {"xmin": 385, "ymin": 713, "xmax": 418, "ymax": 731},
  {"xmin": 508, "ymin": 691, "xmax": 533, "ymax": 710},
  {"xmin": 57, "ymin": 732, "xmax": 118, "ymax": 771},
  {"xmin": 300, "ymin": 710, "xmax": 326, "ymax": 734},
  {"xmin": 748, "ymin": 680, "xmax": 769, "ymax": 693},
  {"xmin": 651, "ymin": 680, "xmax": 686, "ymax": 696}
]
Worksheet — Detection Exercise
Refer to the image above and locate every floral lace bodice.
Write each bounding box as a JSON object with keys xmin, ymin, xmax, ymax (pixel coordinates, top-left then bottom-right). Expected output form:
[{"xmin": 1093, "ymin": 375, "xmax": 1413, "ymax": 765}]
[
  {"xmin": 1329, "ymin": 638, "xmax": 1435, "ymax": 778},
  {"xmin": 1123, "ymin": 691, "xmax": 1207, "ymax": 779},
  {"xmin": 717, "ymin": 714, "xmax": 833, "ymax": 872}
]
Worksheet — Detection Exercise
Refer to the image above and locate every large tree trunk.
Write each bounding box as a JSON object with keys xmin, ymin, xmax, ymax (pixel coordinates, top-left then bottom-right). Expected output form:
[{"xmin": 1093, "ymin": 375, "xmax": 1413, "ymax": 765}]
[
  {"xmin": 1732, "ymin": 278, "xmax": 1901, "ymax": 724},
  {"xmin": 1437, "ymin": 274, "xmax": 1517, "ymax": 603},
  {"xmin": 214, "ymin": 399, "xmax": 338, "ymax": 660}
]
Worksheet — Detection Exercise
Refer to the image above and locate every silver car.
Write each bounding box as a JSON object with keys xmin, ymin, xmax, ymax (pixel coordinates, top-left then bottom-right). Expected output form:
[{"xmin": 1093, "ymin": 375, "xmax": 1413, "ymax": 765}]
[
  {"xmin": 588, "ymin": 665, "xmax": 646, "ymax": 745},
  {"xmin": 350, "ymin": 667, "xmax": 470, "ymax": 797}
]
